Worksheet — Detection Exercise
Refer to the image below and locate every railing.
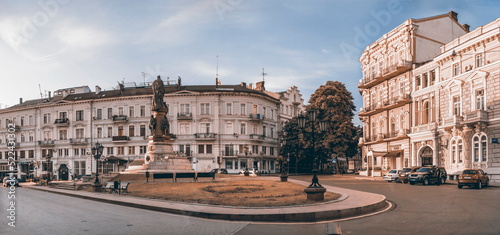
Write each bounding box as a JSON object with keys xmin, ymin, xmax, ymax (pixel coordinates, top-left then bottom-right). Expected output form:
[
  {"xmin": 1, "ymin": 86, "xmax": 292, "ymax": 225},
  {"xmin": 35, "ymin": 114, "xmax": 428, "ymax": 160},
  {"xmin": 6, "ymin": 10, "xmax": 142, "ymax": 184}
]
[
  {"xmin": 412, "ymin": 123, "xmax": 437, "ymax": 133},
  {"xmin": 249, "ymin": 113, "xmax": 263, "ymax": 120},
  {"xmin": 112, "ymin": 115, "xmax": 128, "ymax": 122},
  {"xmin": 177, "ymin": 113, "xmax": 192, "ymax": 120},
  {"xmin": 442, "ymin": 115, "xmax": 463, "ymax": 126},
  {"xmin": 463, "ymin": 110, "xmax": 488, "ymax": 123},
  {"xmin": 54, "ymin": 118, "xmax": 69, "ymax": 125},
  {"xmin": 112, "ymin": 136, "xmax": 129, "ymax": 141},
  {"xmin": 38, "ymin": 140, "xmax": 55, "ymax": 146},
  {"xmin": 383, "ymin": 59, "xmax": 412, "ymax": 75},
  {"xmin": 70, "ymin": 138, "xmax": 89, "ymax": 145},
  {"xmin": 250, "ymin": 134, "xmax": 266, "ymax": 141},
  {"xmin": 194, "ymin": 133, "xmax": 216, "ymax": 139}
]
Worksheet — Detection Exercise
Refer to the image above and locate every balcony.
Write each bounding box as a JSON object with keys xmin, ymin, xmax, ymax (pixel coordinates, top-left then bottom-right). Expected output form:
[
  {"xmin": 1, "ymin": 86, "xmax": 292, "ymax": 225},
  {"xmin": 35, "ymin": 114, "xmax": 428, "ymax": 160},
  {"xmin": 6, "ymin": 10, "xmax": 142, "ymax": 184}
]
[
  {"xmin": 38, "ymin": 140, "xmax": 55, "ymax": 147},
  {"xmin": 358, "ymin": 60, "xmax": 412, "ymax": 89},
  {"xmin": 441, "ymin": 115, "xmax": 463, "ymax": 128},
  {"xmin": 194, "ymin": 133, "xmax": 216, "ymax": 140},
  {"xmin": 112, "ymin": 136, "xmax": 129, "ymax": 142},
  {"xmin": 412, "ymin": 123, "xmax": 438, "ymax": 133},
  {"xmin": 177, "ymin": 113, "xmax": 192, "ymax": 120},
  {"xmin": 70, "ymin": 138, "xmax": 89, "ymax": 145},
  {"xmin": 249, "ymin": 114, "xmax": 263, "ymax": 121},
  {"xmin": 250, "ymin": 134, "xmax": 266, "ymax": 141},
  {"xmin": 6, "ymin": 142, "xmax": 20, "ymax": 147},
  {"xmin": 385, "ymin": 93, "xmax": 411, "ymax": 109},
  {"xmin": 54, "ymin": 118, "xmax": 70, "ymax": 126},
  {"xmin": 462, "ymin": 110, "xmax": 488, "ymax": 124},
  {"xmin": 112, "ymin": 115, "xmax": 128, "ymax": 123}
]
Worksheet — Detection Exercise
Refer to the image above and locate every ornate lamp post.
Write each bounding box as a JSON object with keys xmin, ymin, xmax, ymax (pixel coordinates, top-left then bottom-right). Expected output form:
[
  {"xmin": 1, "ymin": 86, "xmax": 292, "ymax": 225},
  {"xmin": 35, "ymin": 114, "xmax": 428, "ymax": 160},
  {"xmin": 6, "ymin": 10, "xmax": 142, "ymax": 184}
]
[
  {"xmin": 45, "ymin": 154, "xmax": 52, "ymax": 184},
  {"xmin": 298, "ymin": 109, "xmax": 328, "ymax": 201},
  {"xmin": 91, "ymin": 142, "xmax": 104, "ymax": 185}
]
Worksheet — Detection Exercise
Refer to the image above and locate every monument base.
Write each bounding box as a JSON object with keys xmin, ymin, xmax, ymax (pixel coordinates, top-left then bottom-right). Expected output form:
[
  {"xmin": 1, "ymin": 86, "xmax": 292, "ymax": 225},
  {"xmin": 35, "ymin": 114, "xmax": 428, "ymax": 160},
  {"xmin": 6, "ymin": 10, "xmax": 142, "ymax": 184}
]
[{"xmin": 304, "ymin": 187, "xmax": 326, "ymax": 201}]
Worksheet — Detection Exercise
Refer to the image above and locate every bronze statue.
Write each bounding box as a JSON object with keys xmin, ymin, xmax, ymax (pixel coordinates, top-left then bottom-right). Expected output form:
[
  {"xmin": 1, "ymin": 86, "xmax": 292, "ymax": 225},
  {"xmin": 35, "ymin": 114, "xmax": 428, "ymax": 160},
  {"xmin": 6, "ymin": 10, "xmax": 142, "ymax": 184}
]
[
  {"xmin": 161, "ymin": 115, "xmax": 170, "ymax": 135},
  {"xmin": 149, "ymin": 115, "xmax": 156, "ymax": 133},
  {"xmin": 152, "ymin": 76, "xmax": 167, "ymax": 111}
]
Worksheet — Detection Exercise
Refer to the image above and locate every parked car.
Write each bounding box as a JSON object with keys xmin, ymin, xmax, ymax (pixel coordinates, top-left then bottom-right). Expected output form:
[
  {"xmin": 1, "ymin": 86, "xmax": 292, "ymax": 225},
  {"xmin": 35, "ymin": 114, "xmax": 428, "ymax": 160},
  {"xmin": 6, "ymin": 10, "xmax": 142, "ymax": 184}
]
[
  {"xmin": 2, "ymin": 177, "xmax": 19, "ymax": 187},
  {"xmin": 409, "ymin": 166, "xmax": 447, "ymax": 185},
  {"xmin": 239, "ymin": 168, "xmax": 259, "ymax": 176},
  {"xmin": 383, "ymin": 169, "xmax": 402, "ymax": 182},
  {"xmin": 398, "ymin": 167, "xmax": 421, "ymax": 183},
  {"xmin": 210, "ymin": 168, "xmax": 228, "ymax": 174},
  {"xmin": 457, "ymin": 169, "xmax": 489, "ymax": 189}
]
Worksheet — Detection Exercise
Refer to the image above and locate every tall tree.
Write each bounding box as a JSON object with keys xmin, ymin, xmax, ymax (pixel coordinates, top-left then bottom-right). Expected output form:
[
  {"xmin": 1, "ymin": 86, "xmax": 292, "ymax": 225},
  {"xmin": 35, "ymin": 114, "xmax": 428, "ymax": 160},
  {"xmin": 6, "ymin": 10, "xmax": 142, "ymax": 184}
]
[{"xmin": 308, "ymin": 81, "xmax": 357, "ymax": 164}]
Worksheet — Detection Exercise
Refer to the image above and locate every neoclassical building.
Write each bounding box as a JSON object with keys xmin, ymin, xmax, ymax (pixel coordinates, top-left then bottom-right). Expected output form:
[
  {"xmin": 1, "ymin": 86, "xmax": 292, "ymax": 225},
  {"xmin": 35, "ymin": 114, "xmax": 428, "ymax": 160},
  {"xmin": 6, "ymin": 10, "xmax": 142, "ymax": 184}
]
[
  {"xmin": 359, "ymin": 12, "xmax": 500, "ymax": 181},
  {"xmin": 0, "ymin": 79, "xmax": 304, "ymax": 180}
]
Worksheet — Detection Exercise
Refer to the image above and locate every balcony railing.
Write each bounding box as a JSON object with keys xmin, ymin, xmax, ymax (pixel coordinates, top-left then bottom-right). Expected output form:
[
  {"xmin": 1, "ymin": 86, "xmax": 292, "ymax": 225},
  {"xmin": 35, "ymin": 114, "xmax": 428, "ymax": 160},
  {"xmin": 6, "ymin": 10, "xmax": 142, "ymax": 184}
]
[
  {"xmin": 112, "ymin": 136, "xmax": 129, "ymax": 141},
  {"xmin": 54, "ymin": 118, "xmax": 70, "ymax": 126},
  {"xmin": 442, "ymin": 115, "xmax": 463, "ymax": 127},
  {"xmin": 194, "ymin": 133, "xmax": 216, "ymax": 139},
  {"xmin": 38, "ymin": 140, "xmax": 55, "ymax": 147},
  {"xmin": 249, "ymin": 113, "xmax": 263, "ymax": 121},
  {"xmin": 412, "ymin": 123, "xmax": 437, "ymax": 133},
  {"xmin": 250, "ymin": 134, "xmax": 266, "ymax": 141},
  {"xmin": 463, "ymin": 110, "xmax": 488, "ymax": 124},
  {"xmin": 359, "ymin": 60, "xmax": 412, "ymax": 89},
  {"xmin": 177, "ymin": 113, "xmax": 192, "ymax": 120},
  {"xmin": 112, "ymin": 115, "xmax": 129, "ymax": 123},
  {"xmin": 70, "ymin": 138, "xmax": 89, "ymax": 145}
]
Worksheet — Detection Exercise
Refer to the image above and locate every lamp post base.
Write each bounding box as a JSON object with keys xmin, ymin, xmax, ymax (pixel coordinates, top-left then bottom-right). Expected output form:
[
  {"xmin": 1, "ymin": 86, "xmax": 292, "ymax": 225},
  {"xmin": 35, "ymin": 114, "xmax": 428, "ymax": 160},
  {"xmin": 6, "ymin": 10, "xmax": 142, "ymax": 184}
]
[
  {"xmin": 280, "ymin": 174, "xmax": 288, "ymax": 182},
  {"xmin": 304, "ymin": 186, "xmax": 326, "ymax": 201},
  {"xmin": 92, "ymin": 183, "xmax": 102, "ymax": 192}
]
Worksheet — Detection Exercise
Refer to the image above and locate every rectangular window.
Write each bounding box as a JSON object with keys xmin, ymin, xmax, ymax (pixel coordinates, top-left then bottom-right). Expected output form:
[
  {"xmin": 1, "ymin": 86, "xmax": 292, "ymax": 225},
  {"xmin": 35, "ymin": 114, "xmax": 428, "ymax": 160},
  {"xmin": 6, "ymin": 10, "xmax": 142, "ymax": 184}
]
[
  {"xmin": 206, "ymin": 144, "xmax": 212, "ymax": 154},
  {"xmin": 118, "ymin": 126, "xmax": 124, "ymax": 136},
  {"xmin": 453, "ymin": 96, "xmax": 461, "ymax": 116},
  {"xmin": 107, "ymin": 127, "xmax": 113, "ymax": 138},
  {"xmin": 75, "ymin": 128, "xmax": 84, "ymax": 139},
  {"xmin": 107, "ymin": 147, "xmax": 114, "ymax": 155},
  {"xmin": 59, "ymin": 130, "xmax": 67, "ymax": 140},
  {"xmin": 240, "ymin": 103, "xmax": 246, "ymax": 115},
  {"xmin": 74, "ymin": 148, "xmax": 80, "ymax": 156},
  {"xmin": 96, "ymin": 109, "xmax": 102, "ymax": 120},
  {"xmin": 140, "ymin": 125, "xmax": 146, "ymax": 137},
  {"xmin": 225, "ymin": 145, "xmax": 234, "ymax": 156},
  {"xmin": 43, "ymin": 113, "xmax": 51, "ymax": 124},
  {"xmin": 129, "ymin": 106, "xmax": 135, "ymax": 117},
  {"xmin": 180, "ymin": 123, "xmax": 190, "ymax": 135},
  {"xmin": 270, "ymin": 147, "xmax": 275, "ymax": 156},
  {"xmin": 453, "ymin": 63, "xmax": 460, "ymax": 76},
  {"xmin": 76, "ymin": 110, "xmax": 84, "ymax": 121},
  {"xmin": 226, "ymin": 103, "xmax": 232, "ymax": 115},
  {"xmin": 128, "ymin": 146, "xmax": 135, "ymax": 155},
  {"xmin": 118, "ymin": 107, "xmax": 124, "ymax": 116},
  {"xmin": 129, "ymin": 125, "xmax": 135, "ymax": 137},
  {"xmin": 140, "ymin": 106, "xmax": 146, "ymax": 117},
  {"xmin": 430, "ymin": 70, "xmax": 436, "ymax": 86},
  {"xmin": 97, "ymin": 127, "xmax": 102, "ymax": 138},
  {"xmin": 240, "ymin": 123, "xmax": 246, "ymax": 135},
  {"xmin": 476, "ymin": 89, "xmax": 485, "ymax": 110},
  {"xmin": 226, "ymin": 160, "xmax": 233, "ymax": 169},
  {"xmin": 139, "ymin": 146, "xmax": 147, "ymax": 154},
  {"xmin": 225, "ymin": 122, "xmax": 233, "ymax": 134},
  {"xmin": 29, "ymin": 150, "xmax": 34, "ymax": 158},
  {"xmin": 201, "ymin": 123, "xmax": 211, "ymax": 133},
  {"xmin": 29, "ymin": 115, "xmax": 33, "ymax": 125},
  {"xmin": 20, "ymin": 117, "xmax": 24, "ymax": 126},
  {"xmin": 117, "ymin": 147, "xmax": 124, "ymax": 155},
  {"xmin": 108, "ymin": 108, "xmax": 113, "ymax": 119},
  {"xmin": 200, "ymin": 103, "xmax": 210, "ymax": 115},
  {"xmin": 198, "ymin": 145, "xmax": 205, "ymax": 154},
  {"xmin": 180, "ymin": 103, "xmax": 190, "ymax": 115}
]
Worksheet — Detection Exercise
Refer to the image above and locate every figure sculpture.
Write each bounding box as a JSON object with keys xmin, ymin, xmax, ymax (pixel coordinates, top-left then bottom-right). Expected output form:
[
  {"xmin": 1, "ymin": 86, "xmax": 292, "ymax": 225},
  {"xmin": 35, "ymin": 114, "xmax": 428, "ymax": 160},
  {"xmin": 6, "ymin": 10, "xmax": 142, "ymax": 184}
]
[{"xmin": 152, "ymin": 76, "xmax": 167, "ymax": 111}]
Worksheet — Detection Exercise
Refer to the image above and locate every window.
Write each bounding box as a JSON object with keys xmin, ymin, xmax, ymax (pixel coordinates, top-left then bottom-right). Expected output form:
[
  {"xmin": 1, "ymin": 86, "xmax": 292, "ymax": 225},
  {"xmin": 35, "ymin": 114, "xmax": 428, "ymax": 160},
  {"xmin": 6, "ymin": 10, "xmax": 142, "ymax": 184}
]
[
  {"xmin": 74, "ymin": 161, "xmax": 86, "ymax": 176},
  {"xmin": 240, "ymin": 123, "xmax": 246, "ymax": 135},
  {"xmin": 76, "ymin": 110, "xmax": 84, "ymax": 121},
  {"xmin": 430, "ymin": 70, "xmax": 436, "ymax": 86},
  {"xmin": 180, "ymin": 103, "xmax": 190, "ymax": 115},
  {"xmin": 226, "ymin": 160, "xmax": 233, "ymax": 169},
  {"xmin": 240, "ymin": 103, "xmax": 246, "ymax": 115},
  {"xmin": 97, "ymin": 127, "xmax": 102, "ymax": 138},
  {"xmin": 198, "ymin": 144, "xmax": 212, "ymax": 154},
  {"xmin": 262, "ymin": 125, "xmax": 267, "ymax": 137},
  {"xmin": 473, "ymin": 136, "xmax": 480, "ymax": 162},
  {"xmin": 179, "ymin": 123, "xmax": 191, "ymax": 134},
  {"xmin": 206, "ymin": 144, "xmax": 212, "ymax": 154},
  {"xmin": 129, "ymin": 125, "xmax": 135, "ymax": 137},
  {"xmin": 20, "ymin": 117, "xmax": 24, "ymax": 126},
  {"xmin": 270, "ymin": 127, "xmax": 274, "ymax": 138},
  {"xmin": 43, "ymin": 131, "xmax": 51, "ymax": 140},
  {"xmin": 226, "ymin": 103, "xmax": 232, "ymax": 115},
  {"xmin": 118, "ymin": 107, "xmax": 124, "ymax": 116},
  {"xmin": 224, "ymin": 145, "xmax": 234, "ymax": 156},
  {"xmin": 29, "ymin": 132, "xmax": 34, "ymax": 142},
  {"xmin": 74, "ymin": 148, "xmax": 80, "ymax": 156},
  {"xmin": 43, "ymin": 113, "xmax": 51, "ymax": 124},
  {"xmin": 140, "ymin": 106, "xmax": 146, "ymax": 117},
  {"xmin": 422, "ymin": 73, "xmax": 428, "ymax": 88},
  {"xmin": 453, "ymin": 63, "xmax": 460, "ymax": 76},
  {"xmin": 129, "ymin": 106, "xmax": 135, "ymax": 117},
  {"xmin": 458, "ymin": 139, "xmax": 463, "ymax": 163},
  {"xmin": 481, "ymin": 135, "xmax": 487, "ymax": 162},
  {"xmin": 140, "ymin": 125, "xmax": 146, "ymax": 137},
  {"xmin": 422, "ymin": 101, "xmax": 430, "ymax": 124},
  {"xmin": 107, "ymin": 127, "xmax": 113, "ymax": 138},
  {"xmin": 225, "ymin": 122, "xmax": 233, "ymax": 134},
  {"xmin": 128, "ymin": 146, "xmax": 135, "ymax": 155},
  {"xmin": 476, "ymin": 54, "xmax": 483, "ymax": 67},
  {"xmin": 262, "ymin": 146, "xmax": 267, "ymax": 155},
  {"xmin": 29, "ymin": 150, "xmax": 34, "ymax": 158},
  {"xmin": 270, "ymin": 147, "xmax": 275, "ymax": 156},
  {"xmin": 179, "ymin": 144, "xmax": 191, "ymax": 156},
  {"xmin": 118, "ymin": 126, "xmax": 124, "ymax": 136},
  {"xmin": 415, "ymin": 76, "xmax": 421, "ymax": 90},
  {"xmin": 139, "ymin": 146, "xmax": 147, "ymax": 154},
  {"xmin": 96, "ymin": 109, "xmax": 102, "ymax": 120},
  {"xmin": 476, "ymin": 89, "xmax": 485, "ymax": 110},
  {"xmin": 29, "ymin": 115, "xmax": 33, "ymax": 125},
  {"xmin": 200, "ymin": 103, "xmax": 210, "ymax": 115},
  {"xmin": 107, "ymin": 147, "xmax": 114, "ymax": 155},
  {"xmin": 201, "ymin": 123, "xmax": 211, "ymax": 133},
  {"xmin": 107, "ymin": 108, "xmax": 113, "ymax": 119},
  {"xmin": 75, "ymin": 128, "xmax": 84, "ymax": 139},
  {"xmin": 453, "ymin": 96, "xmax": 461, "ymax": 116},
  {"xmin": 59, "ymin": 130, "xmax": 67, "ymax": 140},
  {"xmin": 117, "ymin": 147, "xmax": 125, "ymax": 155}
]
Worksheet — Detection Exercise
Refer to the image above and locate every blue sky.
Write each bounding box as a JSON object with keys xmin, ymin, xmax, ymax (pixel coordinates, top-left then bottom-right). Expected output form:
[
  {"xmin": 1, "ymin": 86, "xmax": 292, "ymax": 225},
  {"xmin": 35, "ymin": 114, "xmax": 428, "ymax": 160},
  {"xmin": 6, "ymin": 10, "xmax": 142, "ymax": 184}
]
[{"xmin": 1, "ymin": 0, "xmax": 499, "ymax": 120}]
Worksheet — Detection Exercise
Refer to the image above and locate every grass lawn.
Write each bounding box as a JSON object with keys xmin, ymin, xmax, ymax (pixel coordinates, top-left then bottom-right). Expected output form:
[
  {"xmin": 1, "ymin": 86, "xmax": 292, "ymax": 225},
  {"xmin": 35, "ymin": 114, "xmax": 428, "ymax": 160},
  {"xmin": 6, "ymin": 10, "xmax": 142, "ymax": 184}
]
[{"xmin": 126, "ymin": 178, "xmax": 341, "ymax": 207}]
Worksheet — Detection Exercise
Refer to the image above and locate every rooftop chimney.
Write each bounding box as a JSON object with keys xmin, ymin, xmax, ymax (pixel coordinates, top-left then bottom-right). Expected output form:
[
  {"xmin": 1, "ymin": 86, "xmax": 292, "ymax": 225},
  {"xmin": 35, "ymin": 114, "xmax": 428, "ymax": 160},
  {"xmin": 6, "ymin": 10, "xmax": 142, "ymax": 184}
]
[
  {"xmin": 95, "ymin": 85, "xmax": 101, "ymax": 94},
  {"xmin": 48, "ymin": 91, "xmax": 51, "ymax": 99},
  {"xmin": 255, "ymin": 81, "xmax": 265, "ymax": 91},
  {"xmin": 19, "ymin": 98, "xmax": 23, "ymax": 104},
  {"xmin": 449, "ymin": 11, "xmax": 458, "ymax": 22},
  {"xmin": 247, "ymin": 83, "xmax": 253, "ymax": 89},
  {"xmin": 240, "ymin": 82, "xmax": 247, "ymax": 87},
  {"xmin": 463, "ymin": 24, "xmax": 470, "ymax": 32}
]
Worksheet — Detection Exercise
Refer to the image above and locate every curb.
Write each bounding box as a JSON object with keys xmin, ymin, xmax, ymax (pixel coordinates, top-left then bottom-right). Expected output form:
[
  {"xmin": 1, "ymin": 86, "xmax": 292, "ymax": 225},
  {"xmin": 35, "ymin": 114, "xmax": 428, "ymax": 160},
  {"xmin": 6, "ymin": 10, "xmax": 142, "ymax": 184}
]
[{"xmin": 24, "ymin": 179, "xmax": 388, "ymax": 222}]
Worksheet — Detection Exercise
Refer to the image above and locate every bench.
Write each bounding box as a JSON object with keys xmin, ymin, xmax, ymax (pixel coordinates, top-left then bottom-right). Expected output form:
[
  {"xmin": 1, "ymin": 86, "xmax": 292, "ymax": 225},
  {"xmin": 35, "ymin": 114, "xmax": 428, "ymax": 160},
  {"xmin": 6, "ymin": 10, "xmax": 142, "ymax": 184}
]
[
  {"xmin": 153, "ymin": 173, "xmax": 174, "ymax": 182},
  {"xmin": 174, "ymin": 172, "xmax": 196, "ymax": 182},
  {"xmin": 195, "ymin": 172, "xmax": 215, "ymax": 182},
  {"xmin": 120, "ymin": 182, "xmax": 130, "ymax": 194},
  {"xmin": 100, "ymin": 182, "xmax": 116, "ymax": 193}
]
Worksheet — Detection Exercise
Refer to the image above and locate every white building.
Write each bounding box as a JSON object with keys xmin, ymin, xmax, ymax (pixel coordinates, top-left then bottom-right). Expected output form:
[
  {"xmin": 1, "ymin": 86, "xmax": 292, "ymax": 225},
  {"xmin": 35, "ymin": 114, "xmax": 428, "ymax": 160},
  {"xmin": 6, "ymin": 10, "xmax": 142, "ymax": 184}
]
[{"xmin": 0, "ymin": 79, "xmax": 305, "ymax": 180}]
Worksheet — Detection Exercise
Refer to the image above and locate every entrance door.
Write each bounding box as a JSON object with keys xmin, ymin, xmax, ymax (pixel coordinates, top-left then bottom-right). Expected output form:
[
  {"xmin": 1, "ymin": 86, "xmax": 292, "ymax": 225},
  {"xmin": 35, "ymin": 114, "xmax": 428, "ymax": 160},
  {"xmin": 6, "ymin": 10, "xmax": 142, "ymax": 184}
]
[
  {"xmin": 420, "ymin": 146, "xmax": 433, "ymax": 166},
  {"xmin": 58, "ymin": 164, "xmax": 69, "ymax": 181}
]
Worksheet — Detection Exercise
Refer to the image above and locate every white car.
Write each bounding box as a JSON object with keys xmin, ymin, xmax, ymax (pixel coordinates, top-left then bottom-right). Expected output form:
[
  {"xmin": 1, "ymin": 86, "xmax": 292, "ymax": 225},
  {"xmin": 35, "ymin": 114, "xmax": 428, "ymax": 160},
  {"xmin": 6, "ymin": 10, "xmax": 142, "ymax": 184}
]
[
  {"xmin": 383, "ymin": 169, "xmax": 402, "ymax": 182},
  {"xmin": 239, "ymin": 168, "xmax": 259, "ymax": 176}
]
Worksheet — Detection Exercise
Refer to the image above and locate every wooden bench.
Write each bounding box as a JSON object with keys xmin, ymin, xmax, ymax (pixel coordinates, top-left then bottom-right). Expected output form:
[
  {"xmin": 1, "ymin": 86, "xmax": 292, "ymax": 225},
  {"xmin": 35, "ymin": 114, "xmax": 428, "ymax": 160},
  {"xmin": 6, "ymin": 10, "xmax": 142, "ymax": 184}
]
[
  {"xmin": 100, "ymin": 182, "xmax": 115, "ymax": 193},
  {"xmin": 120, "ymin": 182, "xmax": 130, "ymax": 194},
  {"xmin": 174, "ymin": 172, "xmax": 196, "ymax": 182},
  {"xmin": 195, "ymin": 172, "xmax": 215, "ymax": 181},
  {"xmin": 153, "ymin": 173, "xmax": 174, "ymax": 182}
]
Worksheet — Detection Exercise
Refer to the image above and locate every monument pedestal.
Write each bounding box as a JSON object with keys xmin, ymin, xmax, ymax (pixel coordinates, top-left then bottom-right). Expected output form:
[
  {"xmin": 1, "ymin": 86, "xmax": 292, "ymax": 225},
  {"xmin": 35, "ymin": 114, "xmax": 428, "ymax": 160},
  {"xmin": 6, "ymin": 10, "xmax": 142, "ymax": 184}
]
[{"xmin": 144, "ymin": 139, "xmax": 193, "ymax": 171}]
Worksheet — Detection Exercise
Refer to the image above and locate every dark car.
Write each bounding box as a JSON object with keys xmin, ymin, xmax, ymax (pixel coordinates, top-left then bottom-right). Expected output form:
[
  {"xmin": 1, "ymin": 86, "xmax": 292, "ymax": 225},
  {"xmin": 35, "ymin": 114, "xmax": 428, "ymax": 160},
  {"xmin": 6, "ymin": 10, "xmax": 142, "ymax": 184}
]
[
  {"xmin": 457, "ymin": 169, "xmax": 489, "ymax": 189},
  {"xmin": 2, "ymin": 177, "xmax": 19, "ymax": 187},
  {"xmin": 398, "ymin": 166, "xmax": 421, "ymax": 183},
  {"xmin": 408, "ymin": 166, "xmax": 447, "ymax": 185},
  {"xmin": 210, "ymin": 168, "xmax": 228, "ymax": 174}
]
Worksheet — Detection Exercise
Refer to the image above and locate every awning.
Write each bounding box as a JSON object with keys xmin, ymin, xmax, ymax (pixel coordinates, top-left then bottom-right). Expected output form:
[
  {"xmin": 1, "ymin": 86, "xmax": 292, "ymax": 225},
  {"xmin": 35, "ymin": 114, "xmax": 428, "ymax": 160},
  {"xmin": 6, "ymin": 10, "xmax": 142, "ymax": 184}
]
[
  {"xmin": 385, "ymin": 151, "xmax": 403, "ymax": 158},
  {"xmin": 367, "ymin": 150, "xmax": 388, "ymax": 157}
]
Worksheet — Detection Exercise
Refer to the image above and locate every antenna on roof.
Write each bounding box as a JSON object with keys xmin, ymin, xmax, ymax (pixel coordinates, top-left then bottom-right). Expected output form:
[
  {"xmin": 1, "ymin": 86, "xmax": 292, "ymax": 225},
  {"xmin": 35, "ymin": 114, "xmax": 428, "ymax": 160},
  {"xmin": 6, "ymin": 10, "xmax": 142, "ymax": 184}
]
[
  {"xmin": 261, "ymin": 68, "xmax": 267, "ymax": 81},
  {"xmin": 39, "ymin": 84, "xmax": 43, "ymax": 98},
  {"xmin": 215, "ymin": 55, "xmax": 221, "ymax": 87}
]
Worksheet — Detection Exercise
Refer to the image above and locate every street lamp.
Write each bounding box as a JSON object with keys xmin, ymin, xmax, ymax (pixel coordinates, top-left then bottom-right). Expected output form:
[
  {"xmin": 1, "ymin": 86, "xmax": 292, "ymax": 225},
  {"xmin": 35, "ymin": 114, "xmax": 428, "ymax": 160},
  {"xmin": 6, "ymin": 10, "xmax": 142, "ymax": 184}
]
[
  {"xmin": 91, "ymin": 142, "xmax": 104, "ymax": 184},
  {"xmin": 298, "ymin": 109, "xmax": 328, "ymax": 200},
  {"xmin": 45, "ymin": 154, "xmax": 52, "ymax": 184}
]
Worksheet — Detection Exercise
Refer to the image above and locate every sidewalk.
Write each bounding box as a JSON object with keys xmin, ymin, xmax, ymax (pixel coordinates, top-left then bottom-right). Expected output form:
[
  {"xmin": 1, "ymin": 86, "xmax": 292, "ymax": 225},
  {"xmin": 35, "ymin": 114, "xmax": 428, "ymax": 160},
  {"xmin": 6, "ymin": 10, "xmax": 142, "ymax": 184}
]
[{"xmin": 23, "ymin": 177, "xmax": 388, "ymax": 223}]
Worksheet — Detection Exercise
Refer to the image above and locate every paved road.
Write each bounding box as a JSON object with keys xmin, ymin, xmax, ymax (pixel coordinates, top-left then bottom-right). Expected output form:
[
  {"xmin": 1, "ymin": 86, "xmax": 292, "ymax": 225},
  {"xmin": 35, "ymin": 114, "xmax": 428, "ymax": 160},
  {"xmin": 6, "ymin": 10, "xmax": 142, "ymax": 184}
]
[
  {"xmin": 292, "ymin": 175, "xmax": 500, "ymax": 235},
  {"xmin": 0, "ymin": 186, "xmax": 326, "ymax": 235}
]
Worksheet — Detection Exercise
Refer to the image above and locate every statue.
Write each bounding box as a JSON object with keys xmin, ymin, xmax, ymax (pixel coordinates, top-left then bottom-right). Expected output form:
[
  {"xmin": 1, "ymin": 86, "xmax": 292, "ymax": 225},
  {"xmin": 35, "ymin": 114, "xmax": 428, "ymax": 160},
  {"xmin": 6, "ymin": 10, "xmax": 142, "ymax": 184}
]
[
  {"xmin": 149, "ymin": 115, "xmax": 156, "ymax": 133},
  {"xmin": 161, "ymin": 114, "xmax": 170, "ymax": 135},
  {"xmin": 152, "ymin": 76, "xmax": 167, "ymax": 111}
]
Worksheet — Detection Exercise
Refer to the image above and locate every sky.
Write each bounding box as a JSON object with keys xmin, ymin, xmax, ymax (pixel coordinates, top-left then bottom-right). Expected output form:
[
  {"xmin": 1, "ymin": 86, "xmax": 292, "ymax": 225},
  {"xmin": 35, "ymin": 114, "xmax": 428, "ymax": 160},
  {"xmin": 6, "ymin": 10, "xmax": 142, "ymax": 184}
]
[{"xmin": 0, "ymin": 0, "xmax": 499, "ymax": 121}]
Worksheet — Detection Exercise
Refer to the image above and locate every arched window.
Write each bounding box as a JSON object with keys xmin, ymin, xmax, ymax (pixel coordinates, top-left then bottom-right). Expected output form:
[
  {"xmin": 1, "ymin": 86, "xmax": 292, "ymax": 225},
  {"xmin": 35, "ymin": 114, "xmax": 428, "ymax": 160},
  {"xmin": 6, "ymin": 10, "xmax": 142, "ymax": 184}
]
[
  {"xmin": 451, "ymin": 139, "xmax": 456, "ymax": 164},
  {"xmin": 422, "ymin": 101, "xmax": 430, "ymax": 124},
  {"xmin": 400, "ymin": 114, "xmax": 406, "ymax": 130},
  {"xmin": 371, "ymin": 121, "xmax": 377, "ymax": 141},
  {"xmin": 458, "ymin": 139, "xmax": 463, "ymax": 163},
  {"xmin": 415, "ymin": 101, "xmax": 420, "ymax": 125},
  {"xmin": 473, "ymin": 134, "xmax": 488, "ymax": 162},
  {"xmin": 473, "ymin": 136, "xmax": 480, "ymax": 162},
  {"xmin": 481, "ymin": 135, "xmax": 487, "ymax": 162},
  {"xmin": 390, "ymin": 117, "xmax": 396, "ymax": 137}
]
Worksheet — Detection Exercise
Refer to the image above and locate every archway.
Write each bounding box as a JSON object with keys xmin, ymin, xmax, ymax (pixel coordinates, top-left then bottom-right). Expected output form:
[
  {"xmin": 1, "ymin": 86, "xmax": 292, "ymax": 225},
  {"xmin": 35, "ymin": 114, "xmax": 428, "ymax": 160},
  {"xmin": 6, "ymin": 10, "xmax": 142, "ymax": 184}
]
[
  {"xmin": 420, "ymin": 146, "xmax": 433, "ymax": 166},
  {"xmin": 58, "ymin": 164, "xmax": 69, "ymax": 181}
]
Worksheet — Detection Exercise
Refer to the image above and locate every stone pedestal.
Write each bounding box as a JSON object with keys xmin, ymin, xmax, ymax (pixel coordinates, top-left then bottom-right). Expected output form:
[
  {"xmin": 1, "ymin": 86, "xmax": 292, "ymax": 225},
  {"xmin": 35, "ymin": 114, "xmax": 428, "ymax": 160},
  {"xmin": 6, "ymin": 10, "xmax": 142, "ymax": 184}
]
[
  {"xmin": 92, "ymin": 184, "xmax": 102, "ymax": 192},
  {"xmin": 280, "ymin": 174, "xmax": 288, "ymax": 182},
  {"xmin": 144, "ymin": 141, "xmax": 174, "ymax": 163},
  {"xmin": 304, "ymin": 187, "xmax": 326, "ymax": 201}
]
